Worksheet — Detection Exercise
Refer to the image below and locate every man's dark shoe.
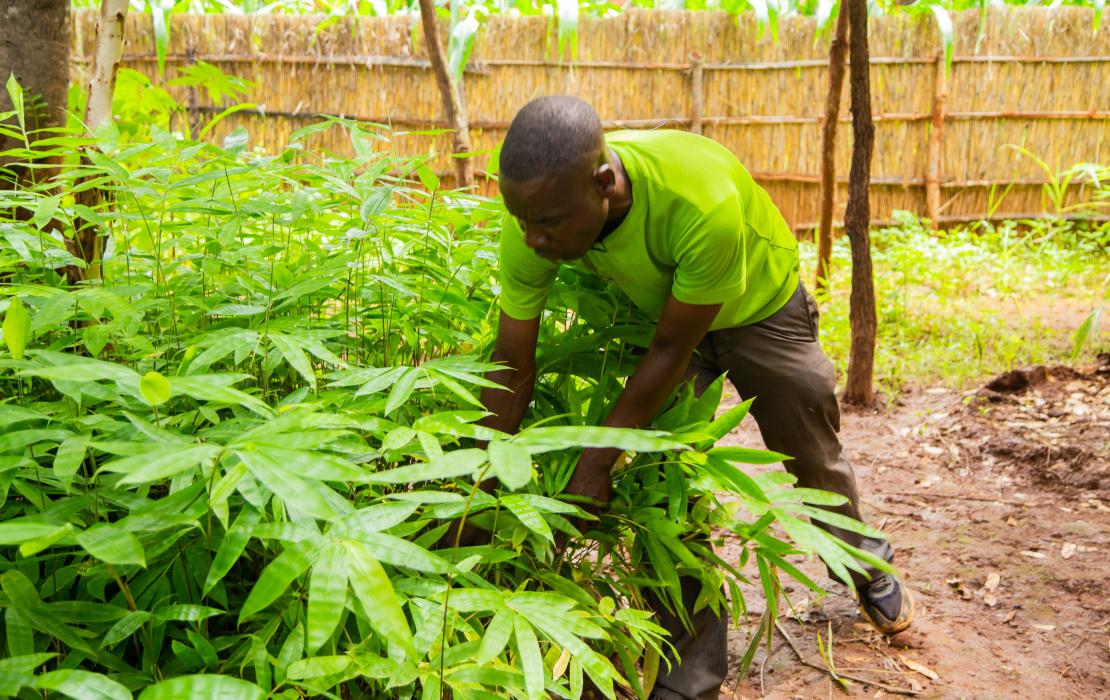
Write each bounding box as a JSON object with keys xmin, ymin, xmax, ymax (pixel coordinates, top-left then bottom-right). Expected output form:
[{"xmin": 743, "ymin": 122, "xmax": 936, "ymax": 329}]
[{"xmin": 858, "ymin": 574, "xmax": 914, "ymax": 634}]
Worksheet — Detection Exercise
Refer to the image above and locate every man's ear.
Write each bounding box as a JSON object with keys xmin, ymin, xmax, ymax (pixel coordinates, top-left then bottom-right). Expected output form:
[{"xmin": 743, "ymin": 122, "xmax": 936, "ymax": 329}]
[{"xmin": 593, "ymin": 163, "xmax": 616, "ymax": 196}]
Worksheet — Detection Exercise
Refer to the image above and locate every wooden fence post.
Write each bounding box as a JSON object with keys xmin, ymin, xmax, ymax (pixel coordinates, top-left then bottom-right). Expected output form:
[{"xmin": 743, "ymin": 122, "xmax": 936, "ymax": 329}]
[
  {"xmin": 926, "ymin": 51, "xmax": 948, "ymax": 227},
  {"xmin": 689, "ymin": 53, "xmax": 704, "ymax": 135},
  {"xmin": 185, "ymin": 45, "xmax": 201, "ymax": 137}
]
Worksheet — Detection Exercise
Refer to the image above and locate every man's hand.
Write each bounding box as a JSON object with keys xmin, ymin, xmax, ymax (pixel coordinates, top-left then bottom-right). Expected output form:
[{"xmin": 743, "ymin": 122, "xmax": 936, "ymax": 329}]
[
  {"xmin": 563, "ymin": 447, "xmax": 623, "ymax": 514},
  {"xmin": 559, "ymin": 296, "xmax": 722, "ymax": 536}
]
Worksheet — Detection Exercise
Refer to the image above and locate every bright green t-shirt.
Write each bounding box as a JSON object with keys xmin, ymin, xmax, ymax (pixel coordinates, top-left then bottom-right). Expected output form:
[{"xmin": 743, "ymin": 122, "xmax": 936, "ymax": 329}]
[{"xmin": 498, "ymin": 130, "xmax": 800, "ymax": 331}]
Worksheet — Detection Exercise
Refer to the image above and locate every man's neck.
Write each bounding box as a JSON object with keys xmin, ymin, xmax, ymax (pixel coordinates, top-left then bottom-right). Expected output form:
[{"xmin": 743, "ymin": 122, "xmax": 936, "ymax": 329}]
[{"xmin": 598, "ymin": 149, "xmax": 633, "ymax": 241}]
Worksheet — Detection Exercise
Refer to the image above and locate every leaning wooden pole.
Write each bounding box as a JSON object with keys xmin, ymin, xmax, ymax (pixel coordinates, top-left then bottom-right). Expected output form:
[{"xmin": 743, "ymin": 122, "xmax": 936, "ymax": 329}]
[
  {"xmin": 415, "ymin": 0, "xmax": 474, "ymax": 189},
  {"xmin": 67, "ymin": 0, "xmax": 128, "ymax": 284},
  {"xmin": 925, "ymin": 51, "xmax": 948, "ymax": 227},
  {"xmin": 815, "ymin": 7, "xmax": 849, "ymax": 292},
  {"xmin": 842, "ymin": 0, "xmax": 877, "ymax": 406}
]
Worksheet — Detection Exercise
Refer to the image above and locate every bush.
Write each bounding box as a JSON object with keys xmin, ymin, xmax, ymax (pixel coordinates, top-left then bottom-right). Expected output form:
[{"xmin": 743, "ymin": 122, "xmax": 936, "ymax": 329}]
[{"xmin": 0, "ymin": 87, "xmax": 879, "ymax": 699}]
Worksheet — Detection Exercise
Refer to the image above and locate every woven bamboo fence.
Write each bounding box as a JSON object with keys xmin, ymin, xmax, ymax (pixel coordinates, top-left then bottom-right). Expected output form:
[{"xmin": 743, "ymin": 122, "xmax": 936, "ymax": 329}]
[{"xmin": 72, "ymin": 7, "xmax": 1110, "ymax": 234}]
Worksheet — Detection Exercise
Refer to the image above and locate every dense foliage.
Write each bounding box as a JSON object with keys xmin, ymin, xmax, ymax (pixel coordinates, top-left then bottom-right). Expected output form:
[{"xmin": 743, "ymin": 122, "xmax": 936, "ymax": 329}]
[{"xmin": 0, "ymin": 77, "xmax": 885, "ymax": 699}]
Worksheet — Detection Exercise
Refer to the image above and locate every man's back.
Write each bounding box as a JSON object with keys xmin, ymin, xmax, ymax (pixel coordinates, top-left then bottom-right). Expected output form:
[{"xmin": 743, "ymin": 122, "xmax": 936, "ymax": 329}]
[{"xmin": 500, "ymin": 129, "xmax": 800, "ymax": 330}]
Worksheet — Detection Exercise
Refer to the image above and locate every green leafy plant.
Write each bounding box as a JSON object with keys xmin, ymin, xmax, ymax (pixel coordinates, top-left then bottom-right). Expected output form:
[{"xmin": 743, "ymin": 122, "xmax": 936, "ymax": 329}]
[
  {"xmin": 807, "ymin": 210, "xmax": 1109, "ymax": 395},
  {"xmin": 0, "ymin": 80, "xmax": 881, "ymax": 698}
]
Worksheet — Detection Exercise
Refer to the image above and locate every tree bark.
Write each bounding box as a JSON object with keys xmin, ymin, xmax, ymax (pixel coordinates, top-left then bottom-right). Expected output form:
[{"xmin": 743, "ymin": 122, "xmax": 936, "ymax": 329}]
[
  {"xmin": 842, "ymin": 0, "xmax": 877, "ymax": 406},
  {"xmin": 85, "ymin": 0, "xmax": 128, "ymax": 133},
  {"xmin": 67, "ymin": 0, "xmax": 128, "ymax": 284},
  {"xmin": 0, "ymin": 0, "xmax": 71, "ymax": 185},
  {"xmin": 415, "ymin": 0, "xmax": 474, "ymax": 189},
  {"xmin": 815, "ymin": 7, "xmax": 849, "ymax": 293}
]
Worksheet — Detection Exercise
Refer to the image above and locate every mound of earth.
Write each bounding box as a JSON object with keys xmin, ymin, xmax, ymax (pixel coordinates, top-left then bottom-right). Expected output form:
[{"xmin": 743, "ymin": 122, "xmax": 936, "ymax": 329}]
[{"xmin": 935, "ymin": 354, "xmax": 1109, "ymax": 492}]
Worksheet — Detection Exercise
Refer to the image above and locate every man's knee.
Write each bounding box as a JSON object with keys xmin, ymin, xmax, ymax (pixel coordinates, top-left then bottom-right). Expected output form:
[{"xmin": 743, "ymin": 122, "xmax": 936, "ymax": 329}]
[{"xmin": 749, "ymin": 363, "xmax": 836, "ymax": 414}]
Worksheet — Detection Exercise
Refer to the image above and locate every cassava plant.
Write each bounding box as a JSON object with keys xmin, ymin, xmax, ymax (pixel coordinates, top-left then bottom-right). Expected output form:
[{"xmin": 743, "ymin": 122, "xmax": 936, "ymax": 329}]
[{"xmin": 0, "ymin": 75, "xmax": 887, "ymax": 699}]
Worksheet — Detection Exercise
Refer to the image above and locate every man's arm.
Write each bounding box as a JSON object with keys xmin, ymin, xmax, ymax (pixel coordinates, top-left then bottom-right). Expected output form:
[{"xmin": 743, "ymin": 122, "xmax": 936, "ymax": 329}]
[
  {"xmin": 480, "ymin": 311, "xmax": 541, "ymax": 435},
  {"xmin": 441, "ymin": 312, "xmax": 539, "ymax": 548},
  {"xmin": 564, "ymin": 294, "xmax": 722, "ymax": 510}
]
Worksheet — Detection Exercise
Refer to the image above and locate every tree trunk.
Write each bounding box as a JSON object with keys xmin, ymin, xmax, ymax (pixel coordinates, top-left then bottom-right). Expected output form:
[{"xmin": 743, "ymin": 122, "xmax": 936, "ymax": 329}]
[
  {"xmin": 67, "ymin": 0, "xmax": 128, "ymax": 284},
  {"xmin": 842, "ymin": 0, "xmax": 877, "ymax": 406},
  {"xmin": 0, "ymin": 0, "xmax": 71, "ymax": 185},
  {"xmin": 815, "ymin": 7, "xmax": 849, "ymax": 293},
  {"xmin": 415, "ymin": 0, "xmax": 474, "ymax": 189},
  {"xmin": 84, "ymin": 0, "xmax": 128, "ymax": 133}
]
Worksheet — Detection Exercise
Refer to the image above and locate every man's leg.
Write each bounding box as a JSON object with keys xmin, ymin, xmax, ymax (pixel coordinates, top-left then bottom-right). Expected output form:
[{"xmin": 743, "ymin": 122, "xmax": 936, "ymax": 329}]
[
  {"xmin": 646, "ymin": 340, "xmax": 729, "ymax": 700},
  {"xmin": 644, "ymin": 576, "xmax": 729, "ymax": 700},
  {"xmin": 708, "ymin": 283, "xmax": 911, "ymax": 632}
]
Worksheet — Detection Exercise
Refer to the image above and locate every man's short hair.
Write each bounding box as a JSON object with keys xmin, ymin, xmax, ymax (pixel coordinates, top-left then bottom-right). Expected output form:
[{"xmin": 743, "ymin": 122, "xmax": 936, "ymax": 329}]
[{"xmin": 499, "ymin": 96, "xmax": 604, "ymax": 181}]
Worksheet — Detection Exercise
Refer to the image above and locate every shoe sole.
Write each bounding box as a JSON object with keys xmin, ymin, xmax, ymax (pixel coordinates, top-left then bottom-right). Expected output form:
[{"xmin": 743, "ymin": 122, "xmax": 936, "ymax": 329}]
[{"xmin": 858, "ymin": 584, "xmax": 915, "ymax": 635}]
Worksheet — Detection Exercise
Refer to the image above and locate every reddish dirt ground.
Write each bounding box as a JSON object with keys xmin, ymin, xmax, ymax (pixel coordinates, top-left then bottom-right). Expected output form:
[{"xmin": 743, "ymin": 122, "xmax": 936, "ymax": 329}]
[{"xmin": 713, "ymin": 357, "xmax": 1110, "ymax": 699}]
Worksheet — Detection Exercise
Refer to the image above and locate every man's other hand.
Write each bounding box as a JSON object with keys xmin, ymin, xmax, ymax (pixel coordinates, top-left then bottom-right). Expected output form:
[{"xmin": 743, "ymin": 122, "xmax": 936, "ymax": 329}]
[{"xmin": 562, "ymin": 446, "xmax": 623, "ymax": 514}]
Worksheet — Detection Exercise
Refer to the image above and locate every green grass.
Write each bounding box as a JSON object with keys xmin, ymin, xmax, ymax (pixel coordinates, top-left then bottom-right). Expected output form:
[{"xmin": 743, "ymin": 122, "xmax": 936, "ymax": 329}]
[{"xmin": 803, "ymin": 212, "xmax": 1110, "ymax": 397}]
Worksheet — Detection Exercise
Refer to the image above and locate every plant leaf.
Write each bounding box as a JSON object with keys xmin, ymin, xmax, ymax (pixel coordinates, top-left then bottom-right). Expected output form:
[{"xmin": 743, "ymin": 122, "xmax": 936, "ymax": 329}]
[
  {"xmin": 306, "ymin": 542, "xmax": 347, "ymax": 655},
  {"xmin": 502, "ymin": 494, "xmax": 553, "ymax": 542},
  {"xmin": 3, "ymin": 297, "xmax": 31, "ymax": 360},
  {"xmin": 138, "ymin": 675, "xmax": 265, "ymax": 700},
  {"xmin": 488, "ymin": 440, "xmax": 532, "ymax": 490},
  {"xmin": 512, "ymin": 426, "xmax": 686, "ymax": 454},
  {"xmin": 514, "ymin": 615, "xmax": 545, "ymax": 700},
  {"xmin": 35, "ymin": 669, "xmax": 132, "ymax": 700},
  {"xmin": 1071, "ymin": 307, "xmax": 1103, "ymax": 360},
  {"xmin": 100, "ymin": 444, "xmax": 222, "ymax": 485},
  {"xmin": 77, "ymin": 525, "xmax": 145, "ymax": 567},
  {"xmin": 477, "ymin": 608, "xmax": 514, "ymax": 666},
  {"xmin": 139, "ymin": 371, "xmax": 172, "ymax": 407},
  {"xmin": 203, "ymin": 506, "xmax": 262, "ymax": 595},
  {"xmin": 239, "ymin": 539, "xmax": 320, "ymax": 621},
  {"xmin": 367, "ymin": 448, "xmax": 487, "ymax": 484},
  {"xmin": 384, "ymin": 367, "xmax": 420, "ymax": 415},
  {"xmin": 344, "ymin": 540, "xmax": 414, "ymax": 655}
]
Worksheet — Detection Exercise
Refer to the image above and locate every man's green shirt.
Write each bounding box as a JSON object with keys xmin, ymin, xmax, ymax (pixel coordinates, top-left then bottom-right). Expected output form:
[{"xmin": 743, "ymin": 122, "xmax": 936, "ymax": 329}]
[{"xmin": 499, "ymin": 130, "xmax": 800, "ymax": 331}]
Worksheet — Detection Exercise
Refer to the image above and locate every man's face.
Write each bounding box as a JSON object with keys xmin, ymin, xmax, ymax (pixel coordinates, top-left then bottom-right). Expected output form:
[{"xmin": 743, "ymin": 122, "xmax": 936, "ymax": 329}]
[{"xmin": 500, "ymin": 161, "xmax": 611, "ymax": 262}]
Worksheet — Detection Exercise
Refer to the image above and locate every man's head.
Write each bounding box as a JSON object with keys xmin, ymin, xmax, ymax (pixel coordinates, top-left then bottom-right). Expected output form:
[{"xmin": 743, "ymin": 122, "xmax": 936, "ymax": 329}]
[{"xmin": 499, "ymin": 96, "xmax": 617, "ymax": 261}]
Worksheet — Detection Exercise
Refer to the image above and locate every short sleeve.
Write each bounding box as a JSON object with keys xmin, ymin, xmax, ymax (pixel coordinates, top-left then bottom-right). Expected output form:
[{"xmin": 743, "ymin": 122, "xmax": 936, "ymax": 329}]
[
  {"xmin": 498, "ymin": 214, "xmax": 559, "ymax": 320},
  {"xmin": 670, "ymin": 197, "xmax": 747, "ymax": 306}
]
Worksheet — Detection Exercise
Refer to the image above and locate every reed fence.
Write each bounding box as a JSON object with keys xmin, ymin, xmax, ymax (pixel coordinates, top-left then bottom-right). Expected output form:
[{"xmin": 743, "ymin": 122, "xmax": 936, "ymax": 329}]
[{"xmin": 72, "ymin": 7, "xmax": 1110, "ymax": 234}]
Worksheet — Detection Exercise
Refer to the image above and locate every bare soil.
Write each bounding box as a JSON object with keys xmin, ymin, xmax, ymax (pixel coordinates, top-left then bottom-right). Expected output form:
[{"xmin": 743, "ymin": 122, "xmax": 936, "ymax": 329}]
[{"xmin": 714, "ymin": 356, "xmax": 1110, "ymax": 699}]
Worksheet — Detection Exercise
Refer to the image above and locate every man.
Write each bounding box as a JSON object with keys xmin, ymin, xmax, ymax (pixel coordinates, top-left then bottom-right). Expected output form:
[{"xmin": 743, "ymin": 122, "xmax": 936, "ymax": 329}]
[{"xmin": 479, "ymin": 96, "xmax": 913, "ymax": 700}]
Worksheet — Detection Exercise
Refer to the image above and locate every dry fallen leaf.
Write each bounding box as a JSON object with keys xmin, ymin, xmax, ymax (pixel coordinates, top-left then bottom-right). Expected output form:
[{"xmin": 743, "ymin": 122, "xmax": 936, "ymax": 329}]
[
  {"xmin": 551, "ymin": 647, "xmax": 571, "ymax": 680},
  {"xmin": 1020, "ymin": 550, "xmax": 1047, "ymax": 559},
  {"xmin": 984, "ymin": 594, "xmax": 998, "ymax": 607},
  {"xmin": 1032, "ymin": 624, "xmax": 1056, "ymax": 632},
  {"xmin": 899, "ymin": 655, "xmax": 940, "ymax": 681},
  {"xmin": 984, "ymin": 572, "xmax": 1001, "ymax": 592},
  {"xmin": 1061, "ymin": 543, "xmax": 1077, "ymax": 559},
  {"xmin": 1003, "ymin": 610, "xmax": 1017, "ymax": 623}
]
